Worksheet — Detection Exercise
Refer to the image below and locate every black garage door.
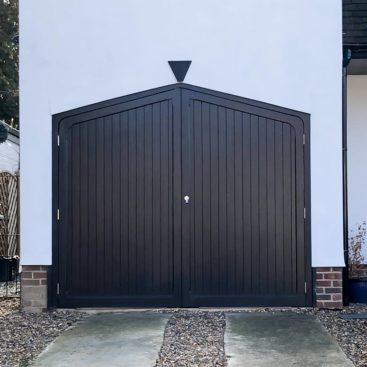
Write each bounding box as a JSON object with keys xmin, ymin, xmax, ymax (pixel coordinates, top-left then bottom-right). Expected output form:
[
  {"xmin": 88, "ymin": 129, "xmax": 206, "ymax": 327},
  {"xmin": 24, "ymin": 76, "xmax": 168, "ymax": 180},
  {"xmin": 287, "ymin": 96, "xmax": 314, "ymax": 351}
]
[{"xmin": 52, "ymin": 84, "xmax": 311, "ymax": 308}]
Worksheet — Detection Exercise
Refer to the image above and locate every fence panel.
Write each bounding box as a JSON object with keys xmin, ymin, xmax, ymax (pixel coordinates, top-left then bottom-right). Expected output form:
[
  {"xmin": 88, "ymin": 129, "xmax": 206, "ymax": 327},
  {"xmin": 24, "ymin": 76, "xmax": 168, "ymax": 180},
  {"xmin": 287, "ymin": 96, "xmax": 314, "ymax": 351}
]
[{"xmin": 0, "ymin": 172, "xmax": 19, "ymax": 258}]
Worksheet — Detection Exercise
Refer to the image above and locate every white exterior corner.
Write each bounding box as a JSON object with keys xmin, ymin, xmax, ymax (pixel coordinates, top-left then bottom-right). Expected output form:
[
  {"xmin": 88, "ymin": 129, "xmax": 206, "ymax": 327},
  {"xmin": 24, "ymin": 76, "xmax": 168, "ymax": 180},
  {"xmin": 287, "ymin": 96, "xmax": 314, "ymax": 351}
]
[{"xmin": 20, "ymin": 0, "xmax": 344, "ymax": 267}]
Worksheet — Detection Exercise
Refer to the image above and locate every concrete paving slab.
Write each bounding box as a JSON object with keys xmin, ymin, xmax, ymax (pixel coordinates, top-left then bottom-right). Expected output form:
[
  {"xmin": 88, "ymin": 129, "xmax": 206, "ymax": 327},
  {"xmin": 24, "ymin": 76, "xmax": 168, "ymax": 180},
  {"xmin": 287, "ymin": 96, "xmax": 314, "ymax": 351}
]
[
  {"xmin": 225, "ymin": 312, "xmax": 354, "ymax": 367},
  {"xmin": 32, "ymin": 312, "xmax": 169, "ymax": 367}
]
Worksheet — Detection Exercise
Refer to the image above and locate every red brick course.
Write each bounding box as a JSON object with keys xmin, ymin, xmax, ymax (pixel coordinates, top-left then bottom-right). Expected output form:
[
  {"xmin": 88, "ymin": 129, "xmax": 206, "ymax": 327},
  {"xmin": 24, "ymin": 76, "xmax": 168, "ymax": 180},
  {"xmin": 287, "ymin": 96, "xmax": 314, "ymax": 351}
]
[
  {"xmin": 21, "ymin": 266, "xmax": 48, "ymax": 285},
  {"xmin": 21, "ymin": 265, "xmax": 48, "ymax": 311},
  {"xmin": 315, "ymin": 267, "xmax": 343, "ymax": 309},
  {"xmin": 23, "ymin": 265, "xmax": 43, "ymax": 271}
]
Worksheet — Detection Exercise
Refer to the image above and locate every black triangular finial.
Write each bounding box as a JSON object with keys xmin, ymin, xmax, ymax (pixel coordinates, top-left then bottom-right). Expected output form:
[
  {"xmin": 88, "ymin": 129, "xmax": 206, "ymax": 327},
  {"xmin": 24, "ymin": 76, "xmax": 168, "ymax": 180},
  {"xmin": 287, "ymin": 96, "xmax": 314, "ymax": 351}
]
[{"xmin": 168, "ymin": 61, "xmax": 192, "ymax": 82}]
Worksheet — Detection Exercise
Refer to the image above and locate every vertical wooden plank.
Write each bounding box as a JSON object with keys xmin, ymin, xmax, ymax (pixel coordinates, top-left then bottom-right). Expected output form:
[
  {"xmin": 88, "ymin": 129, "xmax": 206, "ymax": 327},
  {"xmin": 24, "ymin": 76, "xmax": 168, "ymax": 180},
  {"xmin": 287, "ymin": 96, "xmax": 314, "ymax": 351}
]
[
  {"xmin": 266, "ymin": 120, "xmax": 276, "ymax": 294},
  {"xmin": 210, "ymin": 104, "xmax": 220, "ymax": 294},
  {"xmin": 87, "ymin": 120, "xmax": 97, "ymax": 293},
  {"xmin": 160, "ymin": 100, "xmax": 170, "ymax": 294},
  {"xmin": 234, "ymin": 111, "xmax": 244, "ymax": 293},
  {"xmin": 193, "ymin": 100, "xmax": 203, "ymax": 294},
  {"xmin": 295, "ymin": 129, "xmax": 305, "ymax": 295},
  {"xmin": 152, "ymin": 103, "xmax": 161, "ymax": 292},
  {"xmin": 180, "ymin": 88, "xmax": 189, "ymax": 305},
  {"xmin": 226, "ymin": 109, "xmax": 236, "ymax": 294},
  {"xmin": 58, "ymin": 124, "xmax": 71, "ymax": 299},
  {"xmin": 258, "ymin": 117, "xmax": 268, "ymax": 294},
  {"xmin": 167, "ymin": 100, "xmax": 174, "ymax": 296},
  {"xmin": 274, "ymin": 121, "xmax": 284, "ymax": 294},
  {"xmin": 283, "ymin": 124, "xmax": 292, "ymax": 293},
  {"xmin": 95, "ymin": 117, "xmax": 105, "ymax": 293},
  {"xmin": 79, "ymin": 122, "xmax": 89, "ymax": 292},
  {"xmin": 120, "ymin": 111, "xmax": 129, "ymax": 293},
  {"xmin": 128, "ymin": 110, "xmax": 137, "ymax": 294},
  {"xmin": 144, "ymin": 105, "xmax": 153, "ymax": 294},
  {"xmin": 71, "ymin": 125, "xmax": 81, "ymax": 292},
  {"xmin": 242, "ymin": 113, "xmax": 252, "ymax": 294},
  {"xmin": 188, "ymin": 98, "xmax": 196, "ymax": 297},
  {"xmin": 290, "ymin": 130, "xmax": 297, "ymax": 293},
  {"xmin": 111, "ymin": 113, "xmax": 121, "ymax": 291},
  {"xmin": 202, "ymin": 102, "xmax": 211, "ymax": 293},
  {"xmin": 103, "ymin": 115, "xmax": 113, "ymax": 291},
  {"xmin": 250, "ymin": 115, "xmax": 260, "ymax": 293},
  {"xmin": 136, "ymin": 107, "xmax": 145, "ymax": 294},
  {"xmin": 218, "ymin": 106, "xmax": 227, "ymax": 294}
]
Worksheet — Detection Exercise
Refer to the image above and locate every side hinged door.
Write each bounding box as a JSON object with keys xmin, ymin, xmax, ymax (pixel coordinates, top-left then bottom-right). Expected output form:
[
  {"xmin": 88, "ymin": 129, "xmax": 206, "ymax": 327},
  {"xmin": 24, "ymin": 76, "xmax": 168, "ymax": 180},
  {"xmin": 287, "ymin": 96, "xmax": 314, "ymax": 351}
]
[
  {"xmin": 180, "ymin": 85, "xmax": 311, "ymax": 307},
  {"xmin": 55, "ymin": 87, "xmax": 182, "ymax": 307}
]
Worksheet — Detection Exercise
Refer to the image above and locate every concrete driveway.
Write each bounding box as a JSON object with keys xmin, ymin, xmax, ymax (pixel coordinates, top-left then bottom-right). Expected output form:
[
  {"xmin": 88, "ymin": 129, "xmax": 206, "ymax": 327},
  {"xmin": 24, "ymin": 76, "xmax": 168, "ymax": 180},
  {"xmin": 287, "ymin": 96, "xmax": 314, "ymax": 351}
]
[
  {"xmin": 31, "ymin": 312, "xmax": 169, "ymax": 367},
  {"xmin": 31, "ymin": 311, "xmax": 353, "ymax": 367},
  {"xmin": 225, "ymin": 312, "xmax": 354, "ymax": 367}
]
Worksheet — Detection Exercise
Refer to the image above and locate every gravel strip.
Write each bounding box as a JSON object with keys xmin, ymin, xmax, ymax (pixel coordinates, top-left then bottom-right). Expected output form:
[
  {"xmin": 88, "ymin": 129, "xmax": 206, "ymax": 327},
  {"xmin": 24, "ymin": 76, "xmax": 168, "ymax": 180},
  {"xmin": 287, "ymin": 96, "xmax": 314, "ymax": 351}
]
[
  {"xmin": 0, "ymin": 298, "xmax": 86, "ymax": 367},
  {"xmin": 156, "ymin": 310, "xmax": 227, "ymax": 367},
  {"xmin": 0, "ymin": 297, "xmax": 19, "ymax": 317},
  {"xmin": 314, "ymin": 304, "xmax": 367, "ymax": 367}
]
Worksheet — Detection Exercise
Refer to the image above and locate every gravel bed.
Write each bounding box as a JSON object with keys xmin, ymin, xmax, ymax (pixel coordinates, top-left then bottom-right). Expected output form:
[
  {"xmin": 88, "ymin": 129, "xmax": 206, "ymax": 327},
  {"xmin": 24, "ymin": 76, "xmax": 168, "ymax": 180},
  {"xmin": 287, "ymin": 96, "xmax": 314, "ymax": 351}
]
[
  {"xmin": 0, "ymin": 298, "xmax": 86, "ymax": 367},
  {"xmin": 314, "ymin": 304, "xmax": 367, "ymax": 367},
  {"xmin": 156, "ymin": 310, "xmax": 227, "ymax": 367}
]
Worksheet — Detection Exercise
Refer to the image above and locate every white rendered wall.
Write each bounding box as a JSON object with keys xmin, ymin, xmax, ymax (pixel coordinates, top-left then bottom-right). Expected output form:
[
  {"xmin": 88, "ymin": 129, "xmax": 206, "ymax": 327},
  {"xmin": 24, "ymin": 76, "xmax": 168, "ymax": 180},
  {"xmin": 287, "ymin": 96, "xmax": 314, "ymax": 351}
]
[
  {"xmin": 19, "ymin": 0, "xmax": 344, "ymax": 266},
  {"xmin": 348, "ymin": 76, "xmax": 367, "ymax": 261}
]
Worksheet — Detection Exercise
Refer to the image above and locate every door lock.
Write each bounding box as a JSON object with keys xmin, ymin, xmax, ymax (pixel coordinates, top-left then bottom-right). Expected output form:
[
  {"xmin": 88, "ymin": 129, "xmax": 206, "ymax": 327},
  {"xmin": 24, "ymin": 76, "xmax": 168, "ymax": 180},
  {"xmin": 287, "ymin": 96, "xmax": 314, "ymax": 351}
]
[{"xmin": 184, "ymin": 195, "xmax": 190, "ymax": 204}]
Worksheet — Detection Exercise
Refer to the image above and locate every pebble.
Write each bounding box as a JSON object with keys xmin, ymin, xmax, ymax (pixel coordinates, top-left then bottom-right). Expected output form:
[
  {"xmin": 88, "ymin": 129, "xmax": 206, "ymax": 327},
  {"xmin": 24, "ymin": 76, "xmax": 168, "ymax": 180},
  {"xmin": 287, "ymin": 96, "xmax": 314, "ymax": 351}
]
[
  {"xmin": 314, "ymin": 304, "xmax": 367, "ymax": 367},
  {"xmin": 156, "ymin": 310, "xmax": 227, "ymax": 367},
  {"xmin": 0, "ymin": 298, "xmax": 85, "ymax": 367}
]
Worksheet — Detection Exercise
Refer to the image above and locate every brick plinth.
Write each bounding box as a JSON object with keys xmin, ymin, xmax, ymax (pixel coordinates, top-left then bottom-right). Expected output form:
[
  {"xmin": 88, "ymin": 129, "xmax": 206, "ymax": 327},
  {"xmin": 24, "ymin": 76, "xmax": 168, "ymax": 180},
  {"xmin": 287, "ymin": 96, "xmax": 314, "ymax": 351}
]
[
  {"xmin": 21, "ymin": 265, "xmax": 48, "ymax": 312},
  {"xmin": 315, "ymin": 267, "xmax": 343, "ymax": 309}
]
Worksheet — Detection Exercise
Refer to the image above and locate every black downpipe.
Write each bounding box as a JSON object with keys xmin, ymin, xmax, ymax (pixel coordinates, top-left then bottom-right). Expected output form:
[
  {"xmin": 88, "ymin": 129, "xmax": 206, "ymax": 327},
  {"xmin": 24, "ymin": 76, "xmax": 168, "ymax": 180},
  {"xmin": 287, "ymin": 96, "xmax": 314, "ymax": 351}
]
[{"xmin": 342, "ymin": 48, "xmax": 352, "ymax": 305}]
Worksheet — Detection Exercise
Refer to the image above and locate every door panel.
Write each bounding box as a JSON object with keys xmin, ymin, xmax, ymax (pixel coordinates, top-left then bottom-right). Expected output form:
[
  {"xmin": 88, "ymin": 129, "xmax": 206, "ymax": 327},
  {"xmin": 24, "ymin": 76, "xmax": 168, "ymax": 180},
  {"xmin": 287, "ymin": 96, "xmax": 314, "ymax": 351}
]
[
  {"xmin": 55, "ymin": 84, "xmax": 310, "ymax": 308},
  {"xmin": 58, "ymin": 90, "xmax": 181, "ymax": 307},
  {"xmin": 181, "ymin": 88, "xmax": 307, "ymax": 307}
]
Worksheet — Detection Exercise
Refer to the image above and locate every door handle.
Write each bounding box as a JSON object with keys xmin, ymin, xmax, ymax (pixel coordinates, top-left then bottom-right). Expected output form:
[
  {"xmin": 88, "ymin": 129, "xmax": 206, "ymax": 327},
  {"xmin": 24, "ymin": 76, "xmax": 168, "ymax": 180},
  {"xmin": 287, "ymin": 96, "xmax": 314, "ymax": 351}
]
[{"xmin": 184, "ymin": 195, "xmax": 190, "ymax": 204}]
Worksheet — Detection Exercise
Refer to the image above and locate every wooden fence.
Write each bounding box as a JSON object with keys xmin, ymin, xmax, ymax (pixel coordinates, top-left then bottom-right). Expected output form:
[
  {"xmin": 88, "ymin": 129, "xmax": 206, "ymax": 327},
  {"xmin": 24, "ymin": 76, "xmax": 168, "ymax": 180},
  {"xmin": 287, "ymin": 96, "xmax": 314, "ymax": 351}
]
[{"xmin": 0, "ymin": 172, "xmax": 19, "ymax": 258}]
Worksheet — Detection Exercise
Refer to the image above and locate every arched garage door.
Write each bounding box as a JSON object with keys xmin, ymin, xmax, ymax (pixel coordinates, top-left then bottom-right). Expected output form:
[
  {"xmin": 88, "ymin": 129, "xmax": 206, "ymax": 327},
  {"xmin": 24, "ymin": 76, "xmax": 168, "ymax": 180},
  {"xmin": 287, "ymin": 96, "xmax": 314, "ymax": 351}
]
[{"xmin": 53, "ymin": 84, "xmax": 311, "ymax": 308}]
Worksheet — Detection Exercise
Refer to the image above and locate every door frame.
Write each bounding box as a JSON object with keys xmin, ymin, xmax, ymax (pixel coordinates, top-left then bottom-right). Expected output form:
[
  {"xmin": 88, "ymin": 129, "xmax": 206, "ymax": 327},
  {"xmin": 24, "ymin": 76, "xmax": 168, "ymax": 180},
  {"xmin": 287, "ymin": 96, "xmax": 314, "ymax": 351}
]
[{"xmin": 50, "ymin": 83, "xmax": 312, "ymax": 308}]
